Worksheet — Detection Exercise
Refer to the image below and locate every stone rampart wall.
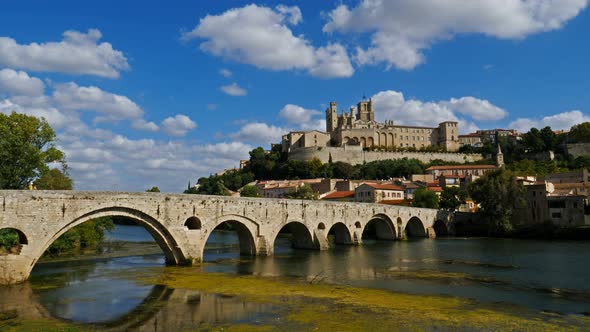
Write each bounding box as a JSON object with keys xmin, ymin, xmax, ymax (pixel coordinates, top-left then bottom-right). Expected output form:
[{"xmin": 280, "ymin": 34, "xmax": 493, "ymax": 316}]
[{"xmin": 289, "ymin": 146, "xmax": 483, "ymax": 165}]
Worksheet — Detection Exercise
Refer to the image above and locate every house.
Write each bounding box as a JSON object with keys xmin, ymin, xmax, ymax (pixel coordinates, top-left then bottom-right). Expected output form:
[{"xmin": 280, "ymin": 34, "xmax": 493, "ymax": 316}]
[
  {"xmin": 355, "ymin": 183, "xmax": 404, "ymax": 203},
  {"xmin": 425, "ymin": 165, "xmax": 498, "ymax": 179},
  {"xmin": 439, "ymin": 174, "xmax": 460, "ymax": 187}
]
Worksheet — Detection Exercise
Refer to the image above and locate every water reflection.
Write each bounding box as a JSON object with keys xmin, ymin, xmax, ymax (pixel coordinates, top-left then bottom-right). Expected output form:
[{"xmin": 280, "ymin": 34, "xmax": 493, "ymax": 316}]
[{"xmin": 2, "ymin": 226, "xmax": 589, "ymax": 328}]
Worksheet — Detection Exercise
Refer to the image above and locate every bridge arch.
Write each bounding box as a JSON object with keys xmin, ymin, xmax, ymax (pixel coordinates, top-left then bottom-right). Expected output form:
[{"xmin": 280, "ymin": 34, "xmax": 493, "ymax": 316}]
[
  {"xmin": 36, "ymin": 206, "xmax": 185, "ymax": 266},
  {"xmin": 271, "ymin": 221, "xmax": 315, "ymax": 250},
  {"xmin": 363, "ymin": 214, "xmax": 396, "ymax": 240},
  {"xmin": 405, "ymin": 216, "xmax": 427, "ymax": 238},
  {"xmin": 433, "ymin": 220, "xmax": 448, "ymax": 236},
  {"xmin": 327, "ymin": 222, "xmax": 352, "ymax": 246},
  {"xmin": 202, "ymin": 214, "xmax": 259, "ymax": 257}
]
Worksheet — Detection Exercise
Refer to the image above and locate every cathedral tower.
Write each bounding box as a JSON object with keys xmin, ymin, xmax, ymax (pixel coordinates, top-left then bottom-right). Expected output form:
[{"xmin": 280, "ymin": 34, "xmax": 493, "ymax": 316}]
[{"xmin": 326, "ymin": 101, "xmax": 338, "ymax": 133}]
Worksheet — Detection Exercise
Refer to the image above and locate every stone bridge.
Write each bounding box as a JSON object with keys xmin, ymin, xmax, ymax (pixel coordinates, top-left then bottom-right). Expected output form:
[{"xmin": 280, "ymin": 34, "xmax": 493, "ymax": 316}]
[{"xmin": 0, "ymin": 190, "xmax": 454, "ymax": 285}]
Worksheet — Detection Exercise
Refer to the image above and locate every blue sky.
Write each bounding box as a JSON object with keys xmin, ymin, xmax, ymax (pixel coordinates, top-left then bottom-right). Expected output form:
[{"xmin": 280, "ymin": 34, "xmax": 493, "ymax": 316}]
[{"xmin": 1, "ymin": 0, "xmax": 589, "ymax": 191}]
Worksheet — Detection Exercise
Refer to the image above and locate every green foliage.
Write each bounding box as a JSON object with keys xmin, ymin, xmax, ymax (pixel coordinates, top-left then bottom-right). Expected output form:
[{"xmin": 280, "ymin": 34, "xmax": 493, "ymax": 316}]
[
  {"xmin": 412, "ymin": 187, "xmax": 439, "ymax": 209},
  {"xmin": 0, "ymin": 229, "xmax": 21, "ymax": 253},
  {"xmin": 46, "ymin": 217, "xmax": 115, "ymax": 255},
  {"xmin": 332, "ymin": 161, "xmax": 356, "ymax": 179},
  {"xmin": 36, "ymin": 168, "xmax": 73, "ymax": 190},
  {"xmin": 439, "ymin": 187, "xmax": 467, "ymax": 211},
  {"xmin": 469, "ymin": 169, "xmax": 525, "ymax": 235},
  {"xmin": 284, "ymin": 184, "xmax": 318, "ymax": 200},
  {"xmin": 0, "ymin": 112, "xmax": 66, "ymax": 189},
  {"xmin": 568, "ymin": 122, "xmax": 590, "ymax": 143},
  {"xmin": 146, "ymin": 186, "xmax": 161, "ymax": 192},
  {"xmin": 240, "ymin": 185, "xmax": 260, "ymax": 197},
  {"xmin": 507, "ymin": 159, "xmax": 559, "ymax": 177},
  {"xmin": 193, "ymin": 176, "xmax": 230, "ymax": 196}
]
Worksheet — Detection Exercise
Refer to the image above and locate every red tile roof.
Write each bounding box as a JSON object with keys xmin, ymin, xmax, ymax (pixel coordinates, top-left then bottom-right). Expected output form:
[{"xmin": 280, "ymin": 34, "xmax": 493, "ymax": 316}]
[
  {"xmin": 380, "ymin": 199, "xmax": 411, "ymax": 206},
  {"xmin": 426, "ymin": 165, "xmax": 498, "ymax": 171},
  {"xmin": 323, "ymin": 191, "xmax": 355, "ymax": 199},
  {"xmin": 427, "ymin": 186, "xmax": 443, "ymax": 192}
]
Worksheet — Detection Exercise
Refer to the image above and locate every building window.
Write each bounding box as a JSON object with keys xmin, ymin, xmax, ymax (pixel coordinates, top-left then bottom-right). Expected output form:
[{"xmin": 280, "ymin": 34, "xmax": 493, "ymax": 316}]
[{"xmin": 552, "ymin": 212, "xmax": 562, "ymax": 218}]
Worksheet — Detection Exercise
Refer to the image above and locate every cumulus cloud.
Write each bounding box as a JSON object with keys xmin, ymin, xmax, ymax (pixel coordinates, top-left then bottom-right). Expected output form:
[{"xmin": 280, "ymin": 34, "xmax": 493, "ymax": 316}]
[
  {"xmin": 442, "ymin": 97, "xmax": 507, "ymax": 121},
  {"xmin": 0, "ymin": 69, "xmax": 45, "ymax": 96},
  {"xmin": 371, "ymin": 90, "xmax": 508, "ymax": 133},
  {"xmin": 221, "ymin": 82, "xmax": 247, "ymax": 96},
  {"xmin": 509, "ymin": 110, "xmax": 590, "ymax": 132},
  {"xmin": 324, "ymin": 0, "xmax": 588, "ymax": 70},
  {"xmin": 183, "ymin": 4, "xmax": 353, "ymax": 78},
  {"xmin": 231, "ymin": 122, "xmax": 286, "ymax": 144},
  {"xmin": 0, "ymin": 29, "xmax": 129, "ymax": 78},
  {"xmin": 279, "ymin": 104, "xmax": 320, "ymax": 124},
  {"xmin": 161, "ymin": 114, "xmax": 197, "ymax": 136},
  {"xmin": 0, "ymin": 99, "xmax": 71, "ymax": 129},
  {"xmin": 52, "ymin": 82, "xmax": 144, "ymax": 123}
]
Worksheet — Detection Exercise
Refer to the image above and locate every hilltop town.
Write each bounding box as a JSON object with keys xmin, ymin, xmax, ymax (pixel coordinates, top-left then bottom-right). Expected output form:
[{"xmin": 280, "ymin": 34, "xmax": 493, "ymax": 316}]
[{"xmin": 190, "ymin": 101, "xmax": 590, "ymax": 238}]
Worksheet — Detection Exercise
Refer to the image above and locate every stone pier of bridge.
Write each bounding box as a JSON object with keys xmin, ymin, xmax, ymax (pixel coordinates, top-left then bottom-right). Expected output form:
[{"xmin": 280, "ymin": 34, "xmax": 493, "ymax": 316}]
[{"xmin": 0, "ymin": 191, "xmax": 454, "ymax": 285}]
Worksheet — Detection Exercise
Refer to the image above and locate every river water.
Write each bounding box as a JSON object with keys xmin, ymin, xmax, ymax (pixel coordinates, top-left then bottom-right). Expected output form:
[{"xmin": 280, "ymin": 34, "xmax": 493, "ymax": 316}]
[{"xmin": 2, "ymin": 224, "xmax": 590, "ymax": 330}]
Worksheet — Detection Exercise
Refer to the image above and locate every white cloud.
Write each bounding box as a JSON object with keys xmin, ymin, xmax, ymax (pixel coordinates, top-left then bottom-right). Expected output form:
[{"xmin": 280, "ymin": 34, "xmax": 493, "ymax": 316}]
[
  {"xmin": 279, "ymin": 104, "xmax": 320, "ymax": 124},
  {"xmin": 0, "ymin": 69, "xmax": 45, "ymax": 96},
  {"xmin": 231, "ymin": 122, "xmax": 286, "ymax": 144},
  {"xmin": 324, "ymin": 0, "xmax": 588, "ymax": 70},
  {"xmin": 509, "ymin": 110, "xmax": 590, "ymax": 132},
  {"xmin": 132, "ymin": 119, "xmax": 159, "ymax": 132},
  {"xmin": 0, "ymin": 99, "xmax": 70, "ymax": 129},
  {"xmin": 52, "ymin": 82, "xmax": 153, "ymax": 126},
  {"xmin": 221, "ymin": 82, "xmax": 247, "ymax": 96},
  {"xmin": 0, "ymin": 29, "xmax": 129, "ymax": 78},
  {"xmin": 371, "ymin": 90, "xmax": 509, "ymax": 133},
  {"xmin": 443, "ymin": 97, "xmax": 507, "ymax": 121},
  {"xmin": 219, "ymin": 68, "xmax": 232, "ymax": 77},
  {"xmin": 183, "ymin": 4, "xmax": 353, "ymax": 78},
  {"xmin": 161, "ymin": 114, "xmax": 197, "ymax": 136}
]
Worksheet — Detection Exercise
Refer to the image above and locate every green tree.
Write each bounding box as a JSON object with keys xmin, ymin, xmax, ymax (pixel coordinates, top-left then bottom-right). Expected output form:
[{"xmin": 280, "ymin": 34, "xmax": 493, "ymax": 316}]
[
  {"xmin": 539, "ymin": 126, "xmax": 557, "ymax": 151},
  {"xmin": 35, "ymin": 168, "xmax": 73, "ymax": 190},
  {"xmin": 522, "ymin": 128, "xmax": 545, "ymax": 153},
  {"xmin": 284, "ymin": 184, "xmax": 318, "ymax": 200},
  {"xmin": 439, "ymin": 187, "xmax": 467, "ymax": 211},
  {"xmin": 469, "ymin": 169, "xmax": 525, "ymax": 235},
  {"xmin": 332, "ymin": 161, "xmax": 355, "ymax": 179},
  {"xmin": 568, "ymin": 122, "xmax": 590, "ymax": 143},
  {"xmin": 46, "ymin": 217, "xmax": 114, "ymax": 255},
  {"xmin": 412, "ymin": 187, "xmax": 439, "ymax": 209},
  {"xmin": 0, "ymin": 112, "xmax": 66, "ymax": 189},
  {"xmin": 146, "ymin": 186, "xmax": 160, "ymax": 192},
  {"xmin": 240, "ymin": 185, "xmax": 260, "ymax": 197}
]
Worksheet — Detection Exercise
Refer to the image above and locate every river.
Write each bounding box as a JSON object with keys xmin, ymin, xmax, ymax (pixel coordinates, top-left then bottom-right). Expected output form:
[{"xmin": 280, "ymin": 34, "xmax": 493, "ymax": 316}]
[{"xmin": 1, "ymin": 224, "xmax": 589, "ymax": 330}]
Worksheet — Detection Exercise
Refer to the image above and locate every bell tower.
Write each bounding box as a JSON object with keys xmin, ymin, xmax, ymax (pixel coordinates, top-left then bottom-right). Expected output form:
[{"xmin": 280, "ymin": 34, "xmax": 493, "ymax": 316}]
[{"xmin": 326, "ymin": 101, "xmax": 338, "ymax": 133}]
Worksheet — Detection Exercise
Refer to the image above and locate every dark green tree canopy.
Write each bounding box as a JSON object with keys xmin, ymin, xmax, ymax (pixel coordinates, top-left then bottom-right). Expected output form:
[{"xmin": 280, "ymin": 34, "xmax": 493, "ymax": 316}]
[
  {"xmin": 146, "ymin": 186, "xmax": 161, "ymax": 192},
  {"xmin": 0, "ymin": 112, "xmax": 66, "ymax": 189},
  {"xmin": 412, "ymin": 187, "xmax": 439, "ymax": 209},
  {"xmin": 36, "ymin": 168, "xmax": 73, "ymax": 190},
  {"xmin": 240, "ymin": 185, "xmax": 260, "ymax": 197},
  {"xmin": 469, "ymin": 169, "xmax": 525, "ymax": 235}
]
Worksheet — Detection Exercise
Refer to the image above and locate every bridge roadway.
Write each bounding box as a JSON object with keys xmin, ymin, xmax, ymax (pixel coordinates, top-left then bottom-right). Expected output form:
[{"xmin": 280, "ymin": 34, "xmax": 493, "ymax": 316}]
[{"xmin": 0, "ymin": 190, "xmax": 454, "ymax": 285}]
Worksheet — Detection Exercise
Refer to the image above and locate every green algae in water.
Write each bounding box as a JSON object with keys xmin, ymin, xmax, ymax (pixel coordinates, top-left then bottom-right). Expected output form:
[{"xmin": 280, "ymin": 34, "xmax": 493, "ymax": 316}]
[{"xmin": 136, "ymin": 267, "xmax": 590, "ymax": 331}]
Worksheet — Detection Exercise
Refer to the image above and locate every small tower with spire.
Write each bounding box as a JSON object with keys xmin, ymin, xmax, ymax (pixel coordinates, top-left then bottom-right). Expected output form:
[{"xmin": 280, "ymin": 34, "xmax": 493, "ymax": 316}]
[{"xmin": 496, "ymin": 144, "xmax": 504, "ymax": 168}]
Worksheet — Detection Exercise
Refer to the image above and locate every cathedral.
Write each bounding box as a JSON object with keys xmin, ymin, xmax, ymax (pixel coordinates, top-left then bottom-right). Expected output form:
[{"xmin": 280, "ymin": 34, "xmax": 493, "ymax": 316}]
[{"xmin": 282, "ymin": 98, "xmax": 460, "ymax": 153}]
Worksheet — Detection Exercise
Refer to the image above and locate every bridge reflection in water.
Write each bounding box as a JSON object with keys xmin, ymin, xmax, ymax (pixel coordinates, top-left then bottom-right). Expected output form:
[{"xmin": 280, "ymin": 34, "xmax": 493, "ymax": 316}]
[{"xmin": 0, "ymin": 281, "xmax": 275, "ymax": 331}]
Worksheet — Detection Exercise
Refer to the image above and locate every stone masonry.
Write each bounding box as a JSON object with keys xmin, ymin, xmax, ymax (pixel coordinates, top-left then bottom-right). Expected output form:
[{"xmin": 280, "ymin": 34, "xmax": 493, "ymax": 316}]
[{"xmin": 0, "ymin": 190, "xmax": 454, "ymax": 284}]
